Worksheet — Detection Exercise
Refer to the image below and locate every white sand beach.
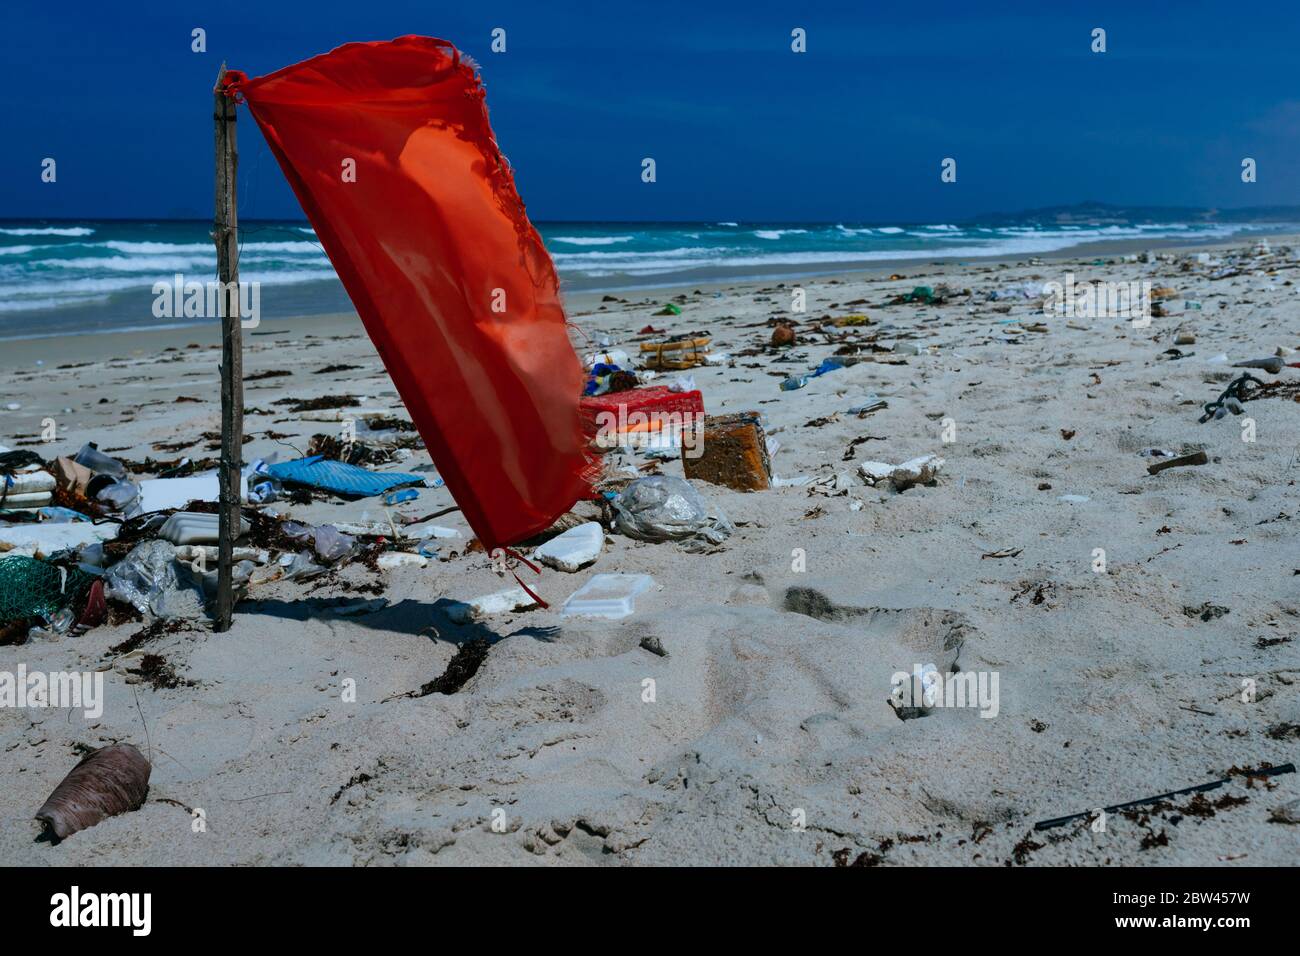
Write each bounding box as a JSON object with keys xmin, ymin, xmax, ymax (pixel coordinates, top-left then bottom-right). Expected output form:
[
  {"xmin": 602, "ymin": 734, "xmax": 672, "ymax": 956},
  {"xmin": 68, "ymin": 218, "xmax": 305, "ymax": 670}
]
[{"xmin": 2, "ymin": 236, "xmax": 1298, "ymax": 865}]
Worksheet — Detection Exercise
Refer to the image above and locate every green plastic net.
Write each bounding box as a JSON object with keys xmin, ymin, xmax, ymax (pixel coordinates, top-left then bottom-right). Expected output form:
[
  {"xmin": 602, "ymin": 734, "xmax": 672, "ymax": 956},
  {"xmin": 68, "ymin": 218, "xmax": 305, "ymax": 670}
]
[{"xmin": 0, "ymin": 555, "xmax": 95, "ymax": 624}]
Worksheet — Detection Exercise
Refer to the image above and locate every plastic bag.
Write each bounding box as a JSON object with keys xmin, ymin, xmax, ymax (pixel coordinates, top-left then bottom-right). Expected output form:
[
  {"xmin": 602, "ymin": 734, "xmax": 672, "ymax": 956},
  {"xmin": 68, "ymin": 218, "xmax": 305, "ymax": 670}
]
[
  {"xmin": 612, "ymin": 476, "xmax": 733, "ymax": 549},
  {"xmin": 282, "ymin": 522, "xmax": 355, "ymax": 563},
  {"xmin": 95, "ymin": 480, "xmax": 140, "ymax": 510},
  {"xmin": 103, "ymin": 540, "xmax": 206, "ymax": 619}
]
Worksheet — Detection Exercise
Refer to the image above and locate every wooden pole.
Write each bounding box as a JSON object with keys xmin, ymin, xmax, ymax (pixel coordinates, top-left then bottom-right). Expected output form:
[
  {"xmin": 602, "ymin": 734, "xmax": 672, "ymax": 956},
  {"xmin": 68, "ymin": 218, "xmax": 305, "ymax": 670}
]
[{"xmin": 213, "ymin": 64, "xmax": 243, "ymax": 633}]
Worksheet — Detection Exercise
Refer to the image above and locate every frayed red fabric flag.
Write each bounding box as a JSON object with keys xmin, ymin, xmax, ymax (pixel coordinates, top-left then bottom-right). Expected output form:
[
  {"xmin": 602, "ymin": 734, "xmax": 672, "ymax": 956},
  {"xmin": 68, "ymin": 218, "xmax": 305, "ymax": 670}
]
[{"xmin": 225, "ymin": 37, "xmax": 594, "ymax": 553}]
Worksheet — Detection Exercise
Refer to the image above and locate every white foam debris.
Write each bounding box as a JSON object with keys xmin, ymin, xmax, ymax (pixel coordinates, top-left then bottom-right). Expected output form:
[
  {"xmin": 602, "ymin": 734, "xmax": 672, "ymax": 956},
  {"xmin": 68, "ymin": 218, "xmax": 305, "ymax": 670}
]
[
  {"xmin": 446, "ymin": 587, "xmax": 540, "ymax": 623},
  {"xmin": 531, "ymin": 522, "xmax": 603, "ymax": 573},
  {"xmin": 858, "ymin": 454, "xmax": 944, "ymax": 490}
]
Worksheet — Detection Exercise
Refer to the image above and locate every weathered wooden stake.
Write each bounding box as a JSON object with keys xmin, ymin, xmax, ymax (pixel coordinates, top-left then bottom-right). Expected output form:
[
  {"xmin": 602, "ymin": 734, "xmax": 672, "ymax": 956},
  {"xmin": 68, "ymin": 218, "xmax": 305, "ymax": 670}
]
[{"xmin": 213, "ymin": 64, "xmax": 243, "ymax": 632}]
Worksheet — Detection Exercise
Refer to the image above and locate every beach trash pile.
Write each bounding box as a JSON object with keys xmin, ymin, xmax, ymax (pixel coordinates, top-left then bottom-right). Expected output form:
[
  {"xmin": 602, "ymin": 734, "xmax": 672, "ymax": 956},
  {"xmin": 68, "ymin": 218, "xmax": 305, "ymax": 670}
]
[{"xmin": 0, "ymin": 437, "xmax": 434, "ymax": 644}]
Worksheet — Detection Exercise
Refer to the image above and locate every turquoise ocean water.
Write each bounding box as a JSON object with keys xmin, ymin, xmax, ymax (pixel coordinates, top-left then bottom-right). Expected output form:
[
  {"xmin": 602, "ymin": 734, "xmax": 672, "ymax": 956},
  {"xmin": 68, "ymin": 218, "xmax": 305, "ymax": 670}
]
[{"xmin": 0, "ymin": 218, "xmax": 1283, "ymax": 340}]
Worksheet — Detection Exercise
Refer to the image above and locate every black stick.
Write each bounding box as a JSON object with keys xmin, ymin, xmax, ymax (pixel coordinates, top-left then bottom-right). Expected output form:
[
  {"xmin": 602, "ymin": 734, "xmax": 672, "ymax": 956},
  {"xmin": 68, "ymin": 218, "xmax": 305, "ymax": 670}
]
[{"xmin": 1034, "ymin": 763, "xmax": 1295, "ymax": 831}]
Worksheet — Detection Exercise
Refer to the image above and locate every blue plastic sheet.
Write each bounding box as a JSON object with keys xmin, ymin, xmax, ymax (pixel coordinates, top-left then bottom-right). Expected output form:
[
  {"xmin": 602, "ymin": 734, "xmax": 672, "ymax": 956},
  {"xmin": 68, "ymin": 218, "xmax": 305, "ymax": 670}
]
[{"xmin": 265, "ymin": 457, "xmax": 425, "ymax": 498}]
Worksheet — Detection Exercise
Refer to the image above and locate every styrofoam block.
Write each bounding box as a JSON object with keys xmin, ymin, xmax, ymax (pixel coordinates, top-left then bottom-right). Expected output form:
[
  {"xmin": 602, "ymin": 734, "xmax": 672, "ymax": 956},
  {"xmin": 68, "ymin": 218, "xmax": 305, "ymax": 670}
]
[{"xmin": 531, "ymin": 522, "xmax": 603, "ymax": 572}]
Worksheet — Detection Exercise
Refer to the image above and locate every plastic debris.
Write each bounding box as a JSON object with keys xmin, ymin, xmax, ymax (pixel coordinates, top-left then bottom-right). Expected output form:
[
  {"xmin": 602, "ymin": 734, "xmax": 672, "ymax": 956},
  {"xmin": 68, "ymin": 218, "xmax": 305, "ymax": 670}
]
[
  {"xmin": 73, "ymin": 443, "xmax": 127, "ymax": 481},
  {"xmin": 103, "ymin": 540, "xmax": 206, "ymax": 619},
  {"xmin": 0, "ymin": 521, "xmax": 118, "ymax": 557},
  {"xmin": 531, "ymin": 522, "xmax": 603, "ymax": 572},
  {"xmin": 446, "ymin": 587, "xmax": 540, "ymax": 623},
  {"xmin": 858, "ymin": 454, "xmax": 944, "ymax": 491},
  {"xmin": 640, "ymin": 335, "xmax": 711, "ymax": 370},
  {"xmin": 561, "ymin": 573, "xmax": 655, "ymax": 619},
  {"xmin": 582, "ymin": 348, "xmax": 631, "ymax": 370},
  {"xmin": 580, "ymin": 385, "xmax": 705, "ymax": 449},
  {"xmin": 35, "ymin": 744, "xmax": 152, "ymax": 842},
  {"xmin": 611, "ymin": 476, "xmax": 733, "ymax": 549},
  {"xmin": 378, "ymin": 552, "xmax": 429, "ymax": 569},
  {"xmin": 0, "ymin": 555, "xmax": 97, "ymax": 628},
  {"xmin": 138, "ymin": 472, "xmax": 246, "ymax": 513},
  {"xmin": 265, "ymin": 456, "xmax": 424, "ymax": 498},
  {"xmin": 2, "ymin": 468, "xmax": 55, "ymax": 504},
  {"xmin": 282, "ymin": 522, "xmax": 356, "ymax": 563},
  {"xmin": 158, "ymin": 511, "xmax": 251, "ymax": 545},
  {"xmin": 1233, "ymin": 356, "xmax": 1284, "ymax": 375}
]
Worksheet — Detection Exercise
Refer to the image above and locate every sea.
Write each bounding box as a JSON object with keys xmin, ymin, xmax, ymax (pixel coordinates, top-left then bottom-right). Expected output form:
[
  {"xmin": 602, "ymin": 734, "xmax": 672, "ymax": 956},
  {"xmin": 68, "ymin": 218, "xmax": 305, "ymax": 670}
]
[{"xmin": 0, "ymin": 219, "xmax": 1287, "ymax": 341}]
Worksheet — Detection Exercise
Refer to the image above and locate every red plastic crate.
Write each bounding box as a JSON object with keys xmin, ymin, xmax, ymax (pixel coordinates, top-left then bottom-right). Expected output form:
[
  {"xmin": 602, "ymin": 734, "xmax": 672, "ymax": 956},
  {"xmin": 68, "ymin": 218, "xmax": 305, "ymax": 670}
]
[{"xmin": 579, "ymin": 385, "xmax": 705, "ymax": 437}]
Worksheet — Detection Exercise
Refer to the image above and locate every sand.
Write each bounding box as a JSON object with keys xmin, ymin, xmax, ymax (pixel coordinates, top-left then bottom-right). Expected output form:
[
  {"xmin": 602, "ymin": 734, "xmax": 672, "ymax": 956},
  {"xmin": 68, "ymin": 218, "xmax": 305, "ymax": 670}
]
[{"xmin": 2, "ymin": 236, "xmax": 1298, "ymax": 866}]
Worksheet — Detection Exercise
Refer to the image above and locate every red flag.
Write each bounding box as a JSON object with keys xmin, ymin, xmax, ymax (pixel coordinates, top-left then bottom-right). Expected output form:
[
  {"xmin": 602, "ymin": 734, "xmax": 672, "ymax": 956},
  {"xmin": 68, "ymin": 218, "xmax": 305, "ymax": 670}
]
[{"xmin": 225, "ymin": 37, "xmax": 594, "ymax": 553}]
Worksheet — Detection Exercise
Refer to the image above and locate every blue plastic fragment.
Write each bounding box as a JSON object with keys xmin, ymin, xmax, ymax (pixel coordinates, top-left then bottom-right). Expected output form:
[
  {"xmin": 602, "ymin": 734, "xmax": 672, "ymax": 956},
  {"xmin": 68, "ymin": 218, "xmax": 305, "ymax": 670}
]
[{"xmin": 265, "ymin": 456, "xmax": 425, "ymax": 498}]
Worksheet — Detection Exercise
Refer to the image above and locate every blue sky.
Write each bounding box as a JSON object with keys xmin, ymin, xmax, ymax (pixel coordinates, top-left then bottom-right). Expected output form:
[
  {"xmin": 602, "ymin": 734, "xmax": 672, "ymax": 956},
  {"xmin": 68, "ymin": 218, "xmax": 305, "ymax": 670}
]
[{"xmin": 3, "ymin": 0, "xmax": 1298, "ymax": 222}]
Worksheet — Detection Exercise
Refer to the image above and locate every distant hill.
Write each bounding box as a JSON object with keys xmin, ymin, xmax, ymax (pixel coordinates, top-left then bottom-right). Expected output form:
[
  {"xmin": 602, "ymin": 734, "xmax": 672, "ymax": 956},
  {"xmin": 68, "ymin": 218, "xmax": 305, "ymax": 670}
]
[{"xmin": 970, "ymin": 201, "xmax": 1300, "ymax": 226}]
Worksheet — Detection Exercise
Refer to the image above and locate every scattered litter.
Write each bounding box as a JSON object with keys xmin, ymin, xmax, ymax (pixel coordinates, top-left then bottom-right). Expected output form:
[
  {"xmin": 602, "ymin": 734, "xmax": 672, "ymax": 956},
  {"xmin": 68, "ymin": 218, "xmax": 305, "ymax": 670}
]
[
  {"xmin": 1, "ymin": 469, "xmax": 55, "ymax": 509},
  {"xmin": 1271, "ymin": 798, "xmax": 1300, "ymax": 824},
  {"xmin": 848, "ymin": 397, "xmax": 889, "ymax": 416},
  {"xmin": 561, "ymin": 573, "xmax": 655, "ymax": 619},
  {"xmin": 580, "ymin": 384, "xmax": 705, "ymax": 449},
  {"xmin": 582, "ymin": 348, "xmax": 631, "ymax": 370},
  {"xmin": 639, "ymin": 634, "xmax": 668, "ymax": 656}
]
